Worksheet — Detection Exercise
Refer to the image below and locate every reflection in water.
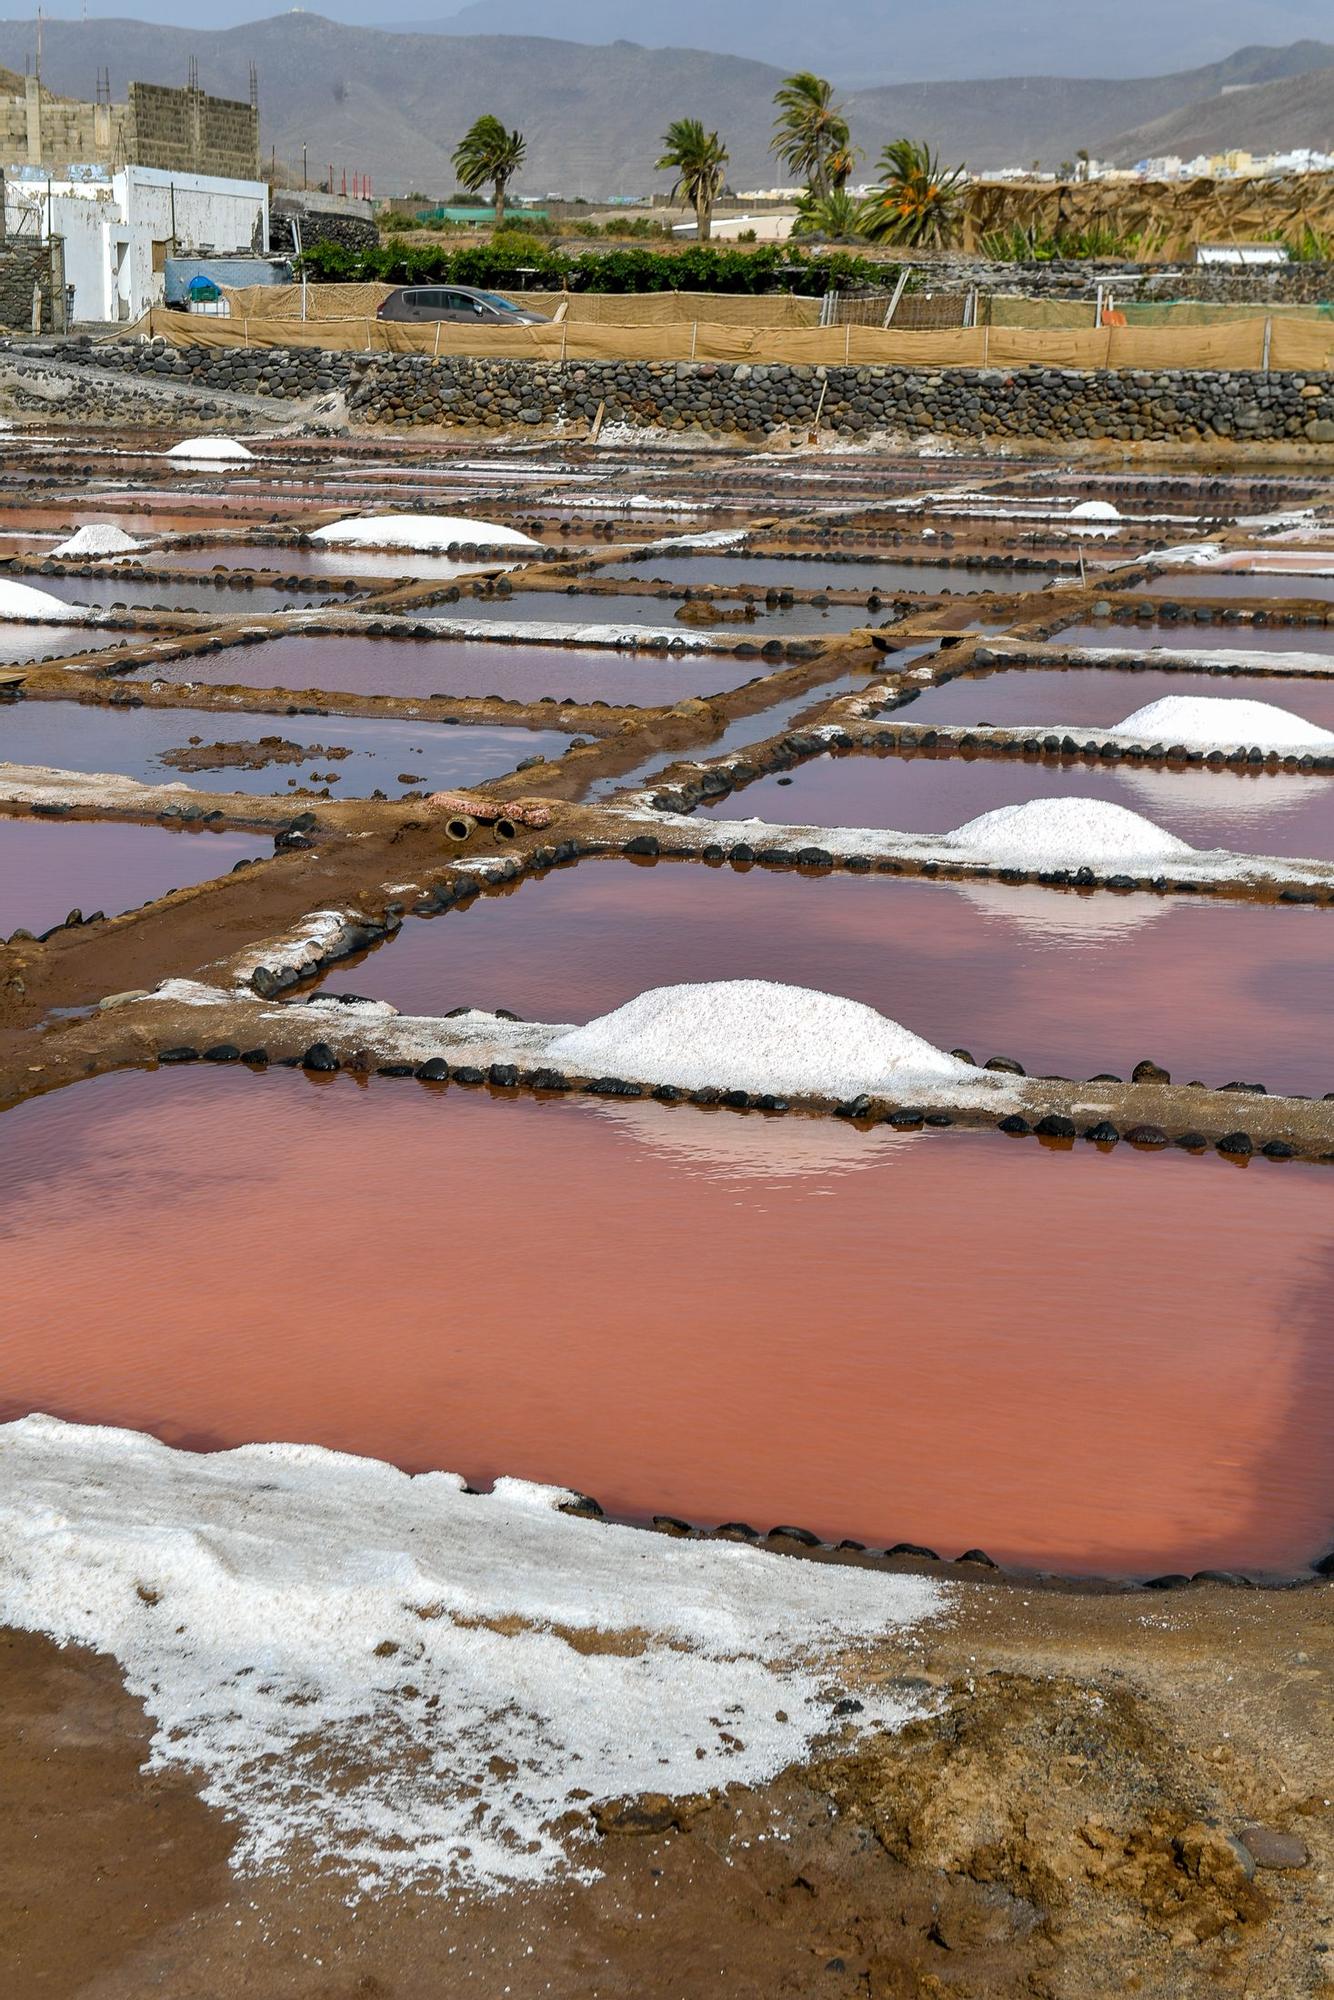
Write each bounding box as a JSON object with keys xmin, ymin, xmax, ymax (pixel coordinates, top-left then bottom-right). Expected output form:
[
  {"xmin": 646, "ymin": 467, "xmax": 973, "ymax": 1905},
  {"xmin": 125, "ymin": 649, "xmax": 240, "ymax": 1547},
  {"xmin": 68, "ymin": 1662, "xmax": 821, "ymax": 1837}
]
[
  {"xmin": 1117, "ymin": 765, "xmax": 1334, "ymax": 826},
  {"xmin": 1, "ymin": 1069, "xmax": 1331, "ymax": 1578},
  {"xmin": 590, "ymin": 1096, "xmax": 910, "ymax": 1181},
  {"xmin": 950, "ymin": 879, "xmax": 1169, "ymax": 945}
]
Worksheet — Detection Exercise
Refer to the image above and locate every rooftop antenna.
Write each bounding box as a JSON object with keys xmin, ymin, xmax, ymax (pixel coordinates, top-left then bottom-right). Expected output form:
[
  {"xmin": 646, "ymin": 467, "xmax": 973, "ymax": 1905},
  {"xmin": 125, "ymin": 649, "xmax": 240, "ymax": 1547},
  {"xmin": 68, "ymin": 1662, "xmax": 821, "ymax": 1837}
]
[
  {"xmin": 187, "ymin": 54, "xmax": 198, "ymax": 94},
  {"xmin": 249, "ymin": 61, "xmax": 258, "ymax": 110},
  {"xmin": 35, "ymin": 5, "xmax": 42, "ymax": 87}
]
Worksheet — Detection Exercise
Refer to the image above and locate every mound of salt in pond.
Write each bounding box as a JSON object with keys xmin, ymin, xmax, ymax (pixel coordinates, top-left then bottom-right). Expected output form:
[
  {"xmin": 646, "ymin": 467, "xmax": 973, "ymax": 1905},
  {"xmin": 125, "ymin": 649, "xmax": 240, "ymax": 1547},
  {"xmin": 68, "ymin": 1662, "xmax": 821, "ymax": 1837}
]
[
  {"xmin": 166, "ymin": 436, "xmax": 254, "ymax": 462},
  {"xmin": 310, "ymin": 513, "xmax": 540, "ymax": 552},
  {"xmin": 1069, "ymin": 499, "xmax": 1121, "ymax": 521},
  {"xmin": 1111, "ymin": 694, "xmax": 1334, "ymax": 753},
  {"xmin": 51, "ymin": 524, "xmax": 143, "ymax": 560},
  {"xmin": 944, "ymin": 798, "xmax": 1194, "ymax": 869},
  {"xmin": 546, "ymin": 979, "xmax": 975, "ymax": 1099},
  {"xmin": 0, "ymin": 577, "xmax": 89, "ymax": 621}
]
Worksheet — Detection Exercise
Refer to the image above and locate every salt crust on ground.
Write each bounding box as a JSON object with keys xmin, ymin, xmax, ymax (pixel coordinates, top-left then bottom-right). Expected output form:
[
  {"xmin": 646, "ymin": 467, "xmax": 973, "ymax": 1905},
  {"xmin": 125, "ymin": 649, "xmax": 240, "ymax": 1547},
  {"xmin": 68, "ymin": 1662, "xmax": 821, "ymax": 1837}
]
[
  {"xmin": 547, "ymin": 980, "xmax": 976, "ymax": 1099},
  {"xmin": 0, "ymin": 1415, "xmax": 943, "ymax": 1892},
  {"xmin": 311, "ymin": 513, "xmax": 539, "ymax": 552},
  {"xmin": 165, "ymin": 436, "xmax": 254, "ymax": 461},
  {"xmin": 0, "ymin": 577, "xmax": 89, "ymax": 621},
  {"xmin": 944, "ymin": 797, "xmax": 1194, "ymax": 868},
  {"xmin": 1111, "ymin": 694, "xmax": 1334, "ymax": 752},
  {"xmin": 51, "ymin": 524, "xmax": 143, "ymax": 560}
]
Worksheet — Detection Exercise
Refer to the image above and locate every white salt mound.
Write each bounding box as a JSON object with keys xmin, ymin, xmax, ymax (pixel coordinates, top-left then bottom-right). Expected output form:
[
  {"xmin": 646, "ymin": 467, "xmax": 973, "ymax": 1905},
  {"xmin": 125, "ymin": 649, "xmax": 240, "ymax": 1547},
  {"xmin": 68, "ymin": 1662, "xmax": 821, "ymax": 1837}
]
[
  {"xmin": 51, "ymin": 524, "xmax": 143, "ymax": 560},
  {"xmin": 945, "ymin": 797, "xmax": 1194, "ymax": 868},
  {"xmin": 1112, "ymin": 695, "xmax": 1334, "ymax": 753},
  {"xmin": 1069, "ymin": 499, "xmax": 1120, "ymax": 521},
  {"xmin": 166, "ymin": 436, "xmax": 254, "ymax": 461},
  {"xmin": 547, "ymin": 979, "xmax": 975, "ymax": 1099},
  {"xmin": 0, "ymin": 576, "xmax": 88, "ymax": 622},
  {"xmin": 311, "ymin": 513, "xmax": 539, "ymax": 552},
  {"xmin": 0, "ymin": 1415, "xmax": 942, "ymax": 1892}
]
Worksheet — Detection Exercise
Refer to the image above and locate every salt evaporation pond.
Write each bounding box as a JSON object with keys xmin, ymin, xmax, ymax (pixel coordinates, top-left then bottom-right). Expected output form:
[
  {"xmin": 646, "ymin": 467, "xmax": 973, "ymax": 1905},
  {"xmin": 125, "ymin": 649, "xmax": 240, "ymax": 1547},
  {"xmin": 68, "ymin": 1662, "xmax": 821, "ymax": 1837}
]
[
  {"xmin": 895, "ymin": 665, "xmax": 1334, "ymax": 733},
  {"xmin": 162, "ymin": 543, "xmax": 531, "ymax": 582},
  {"xmin": 595, "ymin": 556, "xmax": 1054, "ymax": 595},
  {"xmin": 308, "ymin": 859, "xmax": 1333, "ymax": 1097},
  {"xmin": 1132, "ymin": 572, "xmax": 1334, "ymax": 602},
  {"xmin": 23, "ymin": 571, "xmax": 345, "ymax": 616},
  {"xmin": 0, "ymin": 816, "xmax": 271, "ymax": 935},
  {"xmin": 2, "ymin": 1068, "xmax": 1330, "ymax": 1578},
  {"xmin": 1056, "ymin": 622, "xmax": 1333, "ymax": 656},
  {"xmin": 0, "ymin": 702, "xmax": 570, "ymax": 797},
  {"xmin": 702, "ymin": 746, "xmax": 1334, "ymax": 861},
  {"xmin": 422, "ymin": 590, "xmax": 893, "ymax": 638},
  {"xmin": 150, "ymin": 633, "xmax": 771, "ymax": 706}
]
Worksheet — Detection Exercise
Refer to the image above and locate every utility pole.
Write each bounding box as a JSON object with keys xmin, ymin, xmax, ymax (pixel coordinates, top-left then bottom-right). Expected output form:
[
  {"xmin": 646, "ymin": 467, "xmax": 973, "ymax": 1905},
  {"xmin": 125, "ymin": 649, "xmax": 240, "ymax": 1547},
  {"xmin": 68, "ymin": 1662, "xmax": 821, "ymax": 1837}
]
[{"xmin": 302, "ymin": 141, "xmax": 307, "ymax": 190}]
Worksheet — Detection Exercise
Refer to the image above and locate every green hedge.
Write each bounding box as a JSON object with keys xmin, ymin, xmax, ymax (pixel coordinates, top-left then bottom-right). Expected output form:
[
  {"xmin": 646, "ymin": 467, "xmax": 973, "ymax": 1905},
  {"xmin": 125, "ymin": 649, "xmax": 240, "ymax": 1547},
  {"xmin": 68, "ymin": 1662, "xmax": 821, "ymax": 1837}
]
[{"xmin": 296, "ymin": 236, "xmax": 903, "ymax": 296}]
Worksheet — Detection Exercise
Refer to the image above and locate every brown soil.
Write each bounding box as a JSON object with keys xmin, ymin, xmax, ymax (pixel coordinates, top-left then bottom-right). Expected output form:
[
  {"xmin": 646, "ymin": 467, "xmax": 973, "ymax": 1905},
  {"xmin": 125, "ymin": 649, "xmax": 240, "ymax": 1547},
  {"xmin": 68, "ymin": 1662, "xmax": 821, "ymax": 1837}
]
[
  {"xmin": 3, "ymin": 1582, "xmax": 1329, "ymax": 2000},
  {"xmin": 158, "ymin": 739, "xmax": 352, "ymax": 773}
]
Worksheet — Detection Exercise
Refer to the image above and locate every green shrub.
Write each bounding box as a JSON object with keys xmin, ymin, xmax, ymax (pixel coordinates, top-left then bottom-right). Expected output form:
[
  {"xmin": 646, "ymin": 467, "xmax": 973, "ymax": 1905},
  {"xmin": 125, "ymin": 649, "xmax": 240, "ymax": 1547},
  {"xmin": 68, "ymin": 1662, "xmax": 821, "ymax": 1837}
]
[{"xmin": 296, "ymin": 237, "xmax": 904, "ymax": 296}]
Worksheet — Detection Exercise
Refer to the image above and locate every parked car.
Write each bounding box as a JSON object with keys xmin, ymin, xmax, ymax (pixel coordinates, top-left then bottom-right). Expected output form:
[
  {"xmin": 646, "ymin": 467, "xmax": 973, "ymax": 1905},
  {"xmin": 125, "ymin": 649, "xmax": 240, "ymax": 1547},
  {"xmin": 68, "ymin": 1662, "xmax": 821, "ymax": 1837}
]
[{"xmin": 376, "ymin": 285, "xmax": 549, "ymax": 326}]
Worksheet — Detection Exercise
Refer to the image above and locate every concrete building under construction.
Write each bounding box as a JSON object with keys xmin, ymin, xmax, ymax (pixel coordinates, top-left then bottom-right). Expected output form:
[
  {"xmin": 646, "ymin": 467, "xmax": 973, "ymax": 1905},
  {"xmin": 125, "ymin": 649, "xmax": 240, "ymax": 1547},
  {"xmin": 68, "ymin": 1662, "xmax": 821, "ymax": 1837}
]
[{"xmin": 0, "ymin": 70, "xmax": 259, "ymax": 181}]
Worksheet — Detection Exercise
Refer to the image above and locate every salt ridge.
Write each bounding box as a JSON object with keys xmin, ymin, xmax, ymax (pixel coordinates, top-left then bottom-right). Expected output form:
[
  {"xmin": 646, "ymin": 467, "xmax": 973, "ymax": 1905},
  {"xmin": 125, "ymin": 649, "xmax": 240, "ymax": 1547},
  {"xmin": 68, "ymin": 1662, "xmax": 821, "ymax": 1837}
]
[
  {"xmin": 311, "ymin": 513, "xmax": 540, "ymax": 552},
  {"xmin": 1110, "ymin": 694, "xmax": 1334, "ymax": 753},
  {"xmin": 166, "ymin": 436, "xmax": 254, "ymax": 461},
  {"xmin": 944, "ymin": 797, "xmax": 1194, "ymax": 868},
  {"xmin": 51, "ymin": 524, "xmax": 143, "ymax": 560},
  {"xmin": 0, "ymin": 577, "xmax": 89, "ymax": 622},
  {"xmin": 547, "ymin": 979, "xmax": 977, "ymax": 1099},
  {"xmin": 0, "ymin": 1415, "xmax": 943, "ymax": 1892}
]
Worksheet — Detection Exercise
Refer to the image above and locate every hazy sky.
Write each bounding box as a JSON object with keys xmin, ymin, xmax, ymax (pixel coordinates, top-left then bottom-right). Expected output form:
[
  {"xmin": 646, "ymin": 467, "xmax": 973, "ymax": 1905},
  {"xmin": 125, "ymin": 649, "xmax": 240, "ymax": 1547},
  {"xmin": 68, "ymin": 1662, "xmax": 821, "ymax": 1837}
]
[{"xmin": 0, "ymin": 0, "xmax": 1328, "ymax": 82}]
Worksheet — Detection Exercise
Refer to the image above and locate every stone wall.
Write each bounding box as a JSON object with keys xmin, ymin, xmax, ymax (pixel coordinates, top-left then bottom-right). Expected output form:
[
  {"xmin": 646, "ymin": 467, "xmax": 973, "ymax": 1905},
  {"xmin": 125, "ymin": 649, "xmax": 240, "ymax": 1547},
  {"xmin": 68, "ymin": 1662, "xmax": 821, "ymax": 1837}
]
[
  {"xmin": 269, "ymin": 192, "xmax": 377, "ymax": 257},
  {"xmin": 0, "ymin": 240, "xmax": 66, "ymax": 332},
  {"xmin": 59, "ymin": 339, "xmax": 1334, "ymax": 444},
  {"xmin": 910, "ymin": 257, "xmax": 1334, "ymax": 305}
]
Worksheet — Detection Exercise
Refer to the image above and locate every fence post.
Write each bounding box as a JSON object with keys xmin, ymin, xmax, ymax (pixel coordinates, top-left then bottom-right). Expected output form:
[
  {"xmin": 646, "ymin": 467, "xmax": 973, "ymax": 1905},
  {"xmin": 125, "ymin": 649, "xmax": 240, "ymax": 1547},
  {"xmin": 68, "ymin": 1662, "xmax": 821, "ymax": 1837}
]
[
  {"xmin": 690, "ymin": 322, "xmax": 698, "ymax": 360},
  {"xmin": 1262, "ymin": 317, "xmax": 1272, "ymax": 371},
  {"xmin": 433, "ymin": 319, "xmax": 442, "ymax": 359},
  {"xmin": 844, "ymin": 322, "xmax": 851, "ymax": 364},
  {"xmin": 243, "ymin": 318, "xmax": 249, "ymax": 350},
  {"xmin": 983, "ymin": 325, "xmax": 990, "ymax": 366},
  {"xmin": 560, "ymin": 318, "xmax": 568, "ymax": 362}
]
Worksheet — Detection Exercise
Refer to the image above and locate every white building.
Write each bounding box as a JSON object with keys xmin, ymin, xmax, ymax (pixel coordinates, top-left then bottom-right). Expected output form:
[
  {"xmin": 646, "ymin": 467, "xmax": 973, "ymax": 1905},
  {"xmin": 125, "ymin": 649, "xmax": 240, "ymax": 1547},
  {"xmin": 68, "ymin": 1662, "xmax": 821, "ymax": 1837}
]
[{"xmin": 5, "ymin": 163, "xmax": 269, "ymax": 323}]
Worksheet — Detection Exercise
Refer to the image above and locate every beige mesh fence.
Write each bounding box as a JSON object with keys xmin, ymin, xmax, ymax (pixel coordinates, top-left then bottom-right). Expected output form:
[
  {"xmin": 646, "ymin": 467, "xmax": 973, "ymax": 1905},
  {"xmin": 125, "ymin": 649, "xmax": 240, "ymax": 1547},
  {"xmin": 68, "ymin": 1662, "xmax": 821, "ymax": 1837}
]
[
  {"xmin": 137, "ymin": 306, "xmax": 1334, "ymax": 371},
  {"xmin": 218, "ymin": 284, "xmax": 822, "ymax": 327}
]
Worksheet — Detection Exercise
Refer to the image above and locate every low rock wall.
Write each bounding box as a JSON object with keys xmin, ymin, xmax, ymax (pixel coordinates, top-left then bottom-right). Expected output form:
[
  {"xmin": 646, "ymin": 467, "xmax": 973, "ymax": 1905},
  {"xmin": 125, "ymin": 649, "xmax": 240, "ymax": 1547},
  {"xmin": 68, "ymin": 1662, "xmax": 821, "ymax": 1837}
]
[{"xmin": 55, "ymin": 339, "xmax": 1334, "ymax": 443}]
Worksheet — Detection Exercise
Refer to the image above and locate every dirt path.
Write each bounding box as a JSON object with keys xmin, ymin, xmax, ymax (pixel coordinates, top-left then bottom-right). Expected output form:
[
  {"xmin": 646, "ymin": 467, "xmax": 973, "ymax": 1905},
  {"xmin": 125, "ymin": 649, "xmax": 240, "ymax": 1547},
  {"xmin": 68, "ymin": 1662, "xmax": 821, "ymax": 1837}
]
[{"xmin": 3, "ymin": 1579, "xmax": 1329, "ymax": 2000}]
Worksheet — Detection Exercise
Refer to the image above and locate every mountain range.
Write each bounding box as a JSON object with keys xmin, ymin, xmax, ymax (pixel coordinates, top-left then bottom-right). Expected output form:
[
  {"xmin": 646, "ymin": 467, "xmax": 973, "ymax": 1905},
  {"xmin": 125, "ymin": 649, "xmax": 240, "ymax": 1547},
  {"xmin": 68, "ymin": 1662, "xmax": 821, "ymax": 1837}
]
[
  {"xmin": 0, "ymin": 14, "xmax": 1327, "ymax": 194},
  {"xmin": 417, "ymin": 1, "xmax": 1334, "ymax": 87}
]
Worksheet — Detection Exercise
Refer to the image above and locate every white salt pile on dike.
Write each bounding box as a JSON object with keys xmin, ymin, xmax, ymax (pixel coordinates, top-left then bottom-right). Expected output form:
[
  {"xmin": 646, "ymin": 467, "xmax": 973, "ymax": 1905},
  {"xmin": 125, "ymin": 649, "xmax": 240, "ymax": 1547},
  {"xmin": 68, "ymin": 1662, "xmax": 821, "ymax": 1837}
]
[
  {"xmin": 1109, "ymin": 695, "xmax": 1334, "ymax": 754},
  {"xmin": 1069, "ymin": 499, "xmax": 1121, "ymax": 521},
  {"xmin": 51, "ymin": 524, "xmax": 143, "ymax": 560},
  {"xmin": 166, "ymin": 436, "xmax": 254, "ymax": 462},
  {"xmin": 943, "ymin": 798, "xmax": 1194, "ymax": 870},
  {"xmin": 0, "ymin": 1414, "xmax": 943, "ymax": 1891},
  {"xmin": 0, "ymin": 577, "xmax": 89, "ymax": 621},
  {"xmin": 547, "ymin": 979, "xmax": 978, "ymax": 1101},
  {"xmin": 310, "ymin": 513, "xmax": 540, "ymax": 552}
]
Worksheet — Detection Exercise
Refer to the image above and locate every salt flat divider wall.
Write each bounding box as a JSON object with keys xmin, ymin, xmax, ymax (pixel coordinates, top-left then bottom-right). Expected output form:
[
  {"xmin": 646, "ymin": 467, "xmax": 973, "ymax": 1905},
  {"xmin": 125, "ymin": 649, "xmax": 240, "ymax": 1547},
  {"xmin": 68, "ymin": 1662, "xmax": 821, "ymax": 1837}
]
[{"xmin": 129, "ymin": 307, "xmax": 1334, "ymax": 372}]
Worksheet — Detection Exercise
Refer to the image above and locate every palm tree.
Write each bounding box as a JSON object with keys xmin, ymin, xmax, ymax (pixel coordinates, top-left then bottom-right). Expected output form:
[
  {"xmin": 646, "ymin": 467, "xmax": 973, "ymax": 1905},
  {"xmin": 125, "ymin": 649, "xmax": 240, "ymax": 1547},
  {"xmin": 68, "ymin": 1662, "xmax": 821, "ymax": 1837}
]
[
  {"xmin": 452, "ymin": 114, "xmax": 527, "ymax": 231},
  {"xmin": 793, "ymin": 187, "xmax": 868, "ymax": 242},
  {"xmin": 656, "ymin": 117, "xmax": 729, "ymax": 243},
  {"xmin": 862, "ymin": 139, "xmax": 966, "ymax": 250},
  {"xmin": 771, "ymin": 72, "xmax": 850, "ymax": 202}
]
